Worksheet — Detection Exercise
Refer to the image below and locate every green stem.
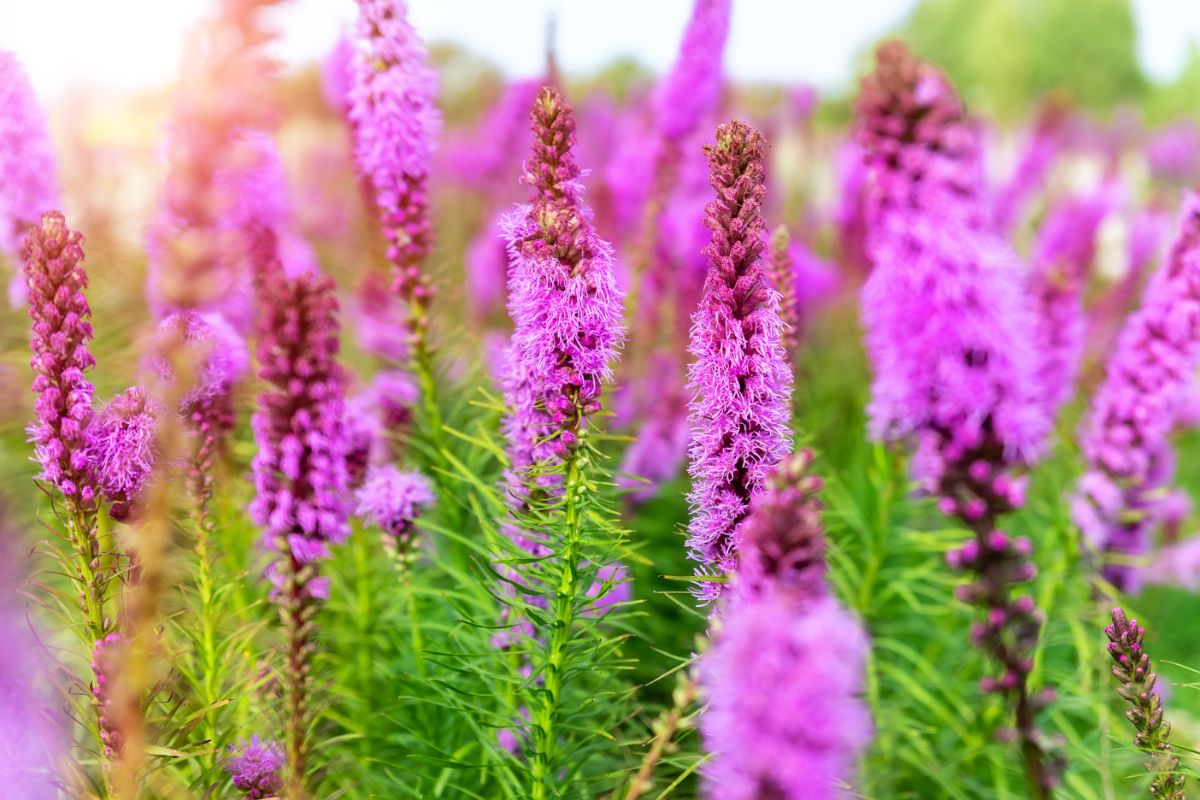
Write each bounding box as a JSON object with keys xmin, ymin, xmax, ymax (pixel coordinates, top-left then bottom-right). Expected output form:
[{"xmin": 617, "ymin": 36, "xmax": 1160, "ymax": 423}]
[
  {"xmin": 530, "ymin": 452, "xmax": 586, "ymax": 800},
  {"xmin": 194, "ymin": 504, "xmax": 221, "ymax": 771}
]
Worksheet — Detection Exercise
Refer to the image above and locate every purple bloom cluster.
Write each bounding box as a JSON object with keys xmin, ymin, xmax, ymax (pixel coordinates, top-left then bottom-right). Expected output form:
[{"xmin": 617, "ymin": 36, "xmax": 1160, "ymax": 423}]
[
  {"xmin": 856, "ymin": 42, "xmax": 1048, "ymax": 487},
  {"xmin": 355, "ymin": 464, "xmax": 435, "ymax": 564},
  {"xmin": 502, "ymin": 86, "xmax": 625, "ymax": 465},
  {"xmin": 992, "ymin": 99, "xmax": 1067, "ymax": 234},
  {"xmin": 856, "ymin": 42, "xmax": 1061, "ymax": 791},
  {"xmin": 225, "ymin": 735, "xmax": 285, "ymax": 799},
  {"xmin": 1145, "ymin": 121, "xmax": 1200, "ymax": 185},
  {"xmin": 84, "ymin": 387, "xmax": 159, "ymax": 523},
  {"xmin": 250, "ymin": 251, "xmax": 349, "ymax": 591},
  {"xmin": 1074, "ymin": 193, "xmax": 1200, "ymax": 592},
  {"xmin": 654, "ymin": 0, "xmax": 732, "ymax": 144},
  {"xmin": 0, "ymin": 51, "xmax": 60, "ymax": 261},
  {"xmin": 1030, "ymin": 186, "xmax": 1119, "ymax": 416},
  {"xmin": 703, "ymin": 452, "xmax": 870, "ymax": 798},
  {"xmin": 349, "ymin": 0, "xmax": 442, "ymax": 309},
  {"xmin": 702, "ymin": 596, "xmax": 871, "ymax": 799},
  {"xmin": 686, "ymin": 119, "xmax": 792, "ymax": 603},
  {"xmin": 767, "ymin": 225, "xmax": 801, "ymax": 353},
  {"xmin": 1105, "ymin": 608, "xmax": 1184, "ymax": 799},
  {"xmin": 91, "ymin": 632, "xmax": 125, "ymax": 763},
  {"xmin": 23, "ymin": 212, "xmax": 98, "ymax": 505}
]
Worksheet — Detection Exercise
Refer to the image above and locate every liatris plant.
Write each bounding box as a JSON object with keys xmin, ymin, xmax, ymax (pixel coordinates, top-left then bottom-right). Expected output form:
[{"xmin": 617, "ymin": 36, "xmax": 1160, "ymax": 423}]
[
  {"xmin": 686, "ymin": 119, "xmax": 793, "ymax": 604},
  {"xmin": 355, "ymin": 464, "xmax": 435, "ymax": 568},
  {"xmin": 0, "ymin": 51, "xmax": 60, "ymax": 269},
  {"xmin": 1074, "ymin": 194, "xmax": 1200, "ymax": 593},
  {"xmin": 349, "ymin": 0, "xmax": 441, "ymax": 342},
  {"xmin": 992, "ymin": 97, "xmax": 1068, "ymax": 235},
  {"xmin": 702, "ymin": 450, "xmax": 872, "ymax": 798},
  {"xmin": 91, "ymin": 632, "xmax": 127, "ymax": 765},
  {"xmin": 856, "ymin": 42, "xmax": 1061, "ymax": 794},
  {"xmin": 1105, "ymin": 608, "xmax": 1186, "ymax": 799},
  {"xmin": 146, "ymin": 0, "xmax": 282, "ymax": 323},
  {"xmin": 493, "ymin": 85, "xmax": 627, "ymax": 798},
  {"xmin": 1030, "ymin": 187, "xmax": 1119, "ymax": 418},
  {"xmin": 225, "ymin": 735, "xmax": 286, "ymax": 799},
  {"xmin": 251, "ymin": 247, "xmax": 349, "ymax": 795},
  {"xmin": 84, "ymin": 386, "xmax": 159, "ymax": 523},
  {"xmin": 768, "ymin": 224, "xmax": 801, "ymax": 355}
]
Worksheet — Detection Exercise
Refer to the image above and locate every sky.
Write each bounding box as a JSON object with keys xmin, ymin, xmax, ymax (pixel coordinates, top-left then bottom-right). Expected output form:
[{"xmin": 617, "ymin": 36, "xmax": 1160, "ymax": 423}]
[{"xmin": 2, "ymin": 0, "xmax": 1200, "ymax": 101}]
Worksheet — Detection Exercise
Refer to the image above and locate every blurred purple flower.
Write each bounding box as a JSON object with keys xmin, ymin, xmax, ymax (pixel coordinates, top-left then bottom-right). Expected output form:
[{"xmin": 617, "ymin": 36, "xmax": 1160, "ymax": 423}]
[
  {"xmin": 355, "ymin": 464, "xmax": 434, "ymax": 562},
  {"xmin": 0, "ymin": 52, "xmax": 60, "ymax": 264},
  {"xmin": 1075, "ymin": 193, "xmax": 1200, "ymax": 592},
  {"xmin": 91, "ymin": 632, "xmax": 125, "ymax": 763},
  {"xmin": 654, "ymin": 0, "xmax": 731, "ymax": 143},
  {"xmin": 351, "ymin": 270, "xmax": 410, "ymax": 363},
  {"xmin": 701, "ymin": 594, "xmax": 871, "ymax": 799},
  {"xmin": 465, "ymin": 210, "xmax": 509, "ymax": 320},
  {"xmin": 1146, "ymin": 121, "xmax": 1200, "ymax": 185},
  {"xmin": 443, "ymin": 79, "xmax": 540, "ymax": 191},
  {"xmin": 225, "ymin": 735, "xmax": 285, "ymax": 799},
  {"xmin": 321, "ymin": 36, "xmax": 354, "ymax": 118},
  {"xmin": 992, "ymin": 100, "xmax": 1067, "ymax": 234}
]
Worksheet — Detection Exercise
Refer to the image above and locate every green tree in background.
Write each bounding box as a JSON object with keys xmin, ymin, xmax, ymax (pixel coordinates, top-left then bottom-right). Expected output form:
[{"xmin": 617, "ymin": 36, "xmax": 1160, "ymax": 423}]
[{"xmin": 896, "ymin": 0, "xmax": 1146, "ymax": 119}]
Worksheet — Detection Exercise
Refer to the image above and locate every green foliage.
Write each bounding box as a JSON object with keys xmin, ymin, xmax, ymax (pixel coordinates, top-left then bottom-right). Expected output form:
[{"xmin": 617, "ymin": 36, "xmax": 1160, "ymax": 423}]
[{"xmin": 894, "ymin": 0, "xmax": 1145, "ymax": 119}]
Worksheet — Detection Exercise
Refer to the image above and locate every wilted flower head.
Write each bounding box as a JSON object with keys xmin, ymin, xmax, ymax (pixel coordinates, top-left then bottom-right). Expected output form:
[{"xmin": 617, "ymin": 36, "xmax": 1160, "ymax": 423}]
[
  {"xmin": 84, "ymin": 387, "xmax": 159, "ymax": 523},
  {"xmin": 0, "ymin": 51, "xmax": 60, "ymax": 259},
  {"xmin": 686, "ymin": 119, "xmax": 793, "ymax": 603},
  {"xmin": 23, "ymin": 212, "xmax": 98, "ymax": 504},
  {"xmin": 654, "ymin": 0, "xmax": 732, "ymax": 143},
  {"xmin": 225, "ymin": 735, "xmax": 285, "ymax": 799}
]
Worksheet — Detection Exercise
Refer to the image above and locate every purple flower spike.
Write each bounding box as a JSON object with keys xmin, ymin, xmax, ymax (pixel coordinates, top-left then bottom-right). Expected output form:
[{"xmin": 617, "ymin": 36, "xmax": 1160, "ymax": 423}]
[
  {"xmin": 0, "ymin": 51, "xmax": 60, "ymax": 260},
  {"xmin": 1030, "ymin": 185, "xmax": 1120, "ymax": 416},
  {"xmin": 350, "ymin": 0, "xmax": 442, "ymax": 313},
  {"xmin": 355, "ymin": 464, "xmax": 435, "ymax": 565},
  {"xmin": 225, "ymin": 735, "xmax": 285, "ymax": 799},
  {"xmin": 686, "ymin": 119, "xmax": 792, "ymax": 604},
  {"xmin": 84, "ymin": 387, "xmax": 159, "ymax": 523},
  {"xmin": 856, "ymin": 42, "xmax": 1062, "ymax": 791},
  {"xmin": 1105, "ymin": 608, "xmax": 1184, "ymax": 799},
  {"xmin": 502, "ymin": 86, "xmax": 625, "ymax": 467},
  {"xmin": 735, "ymin": 449, "xmax": 826, "ymax": 602},
  {"xmin": 1075, "ymin": 193, "xmax": 1200, "ymax": 593},
  {"xmin": 702, "ymin": 593, "xmax": 871, "ymax": 799},
  {"xmin": 91, "ymin": 633, "xmax": 125, "ymax": 763},
  {"xmin": 23, "ymin": 212, "xmax": 98, "ymax": 506},
  {"xmin": 654, "ymin": 0, "xmax": 732, "ymax": 144}
]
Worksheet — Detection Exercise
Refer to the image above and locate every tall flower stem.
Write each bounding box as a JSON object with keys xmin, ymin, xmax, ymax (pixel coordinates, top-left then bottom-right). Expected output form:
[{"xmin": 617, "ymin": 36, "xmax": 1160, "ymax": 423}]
[
  {"xmin": 281, "ymin": 550, "xmax": 318, "ymax": 800},
  {"xmin": 529, "ymin": 447, "xmax": 586, "ymax": 800},
  {"xmin": 624, "ymin": 674, "xmax": 696, "ymax": 800}
]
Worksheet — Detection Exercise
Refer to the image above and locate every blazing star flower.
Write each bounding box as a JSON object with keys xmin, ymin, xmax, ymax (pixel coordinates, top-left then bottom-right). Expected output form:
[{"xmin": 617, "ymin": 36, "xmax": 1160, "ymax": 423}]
[
  {"xmin": 225, "ymin": 735, "xmax": 285, "ymax": 799},
  {"xmin": 145, "ymin": 0, "xmax": 281, "ymax": 324},
  {"xmin": 702, "ymin": 596, "xmax": 871, "ymax": 799},
  {"xmin": 250, "ymin": 249, "xmax": 349, "ymax": 579},
  {"xmin": 617, "ymin": 356, "xmax": 690, "ymax": 505},
  {"xmin": 992, "ymin": 98, "xmax": 1067, "ymax": 235},
  {"xmin": 444, "ymin": 79, "xmax": 541, "ymax": 190},
  {"xmin": 857, "ymin": 42, "xmax": 1061, "ymax": 789},
  {"xmin": 0, "ymin": 51, "xmax": 60, "ymax": 260},
  {"xmin": 654, "ymin": 0, "xmax": 732, "ymax": 144},
  {"xmin": 355, "ymin": 464, "xmax": 434, "ymax": 563},
  {"xmin": 466, "ymin": 210, "xmax": 510, "ymax": 321},
  {"xmin": 1030, "ymin": 186, "xmax": 1120, "ymax": 416},
  {"xmin": 1105, "ymin": 609, "xmax": 1184, "ymax": 800},
  {"xmin": 91, "ymin": 633, "xmax": 125, "ymax": 763},
  {"xmin": 23, "ymin": 213, "xmax": 98, "ymax": 505},
  {"xmin": 686, "ymin": 120, "xmax": 793, "ymax": 603},
  {"xmin": 1074, "ymin": 193, "xmax": 1200, "ymax": 593},
  {"xmin": 1146, "ymin": 121, "xmax": 1200, "ymax": 186},
  {"xmin": 349, "ymin": 0, "xmax": 442, "ymax": 309},
  {"xmin": 502, "ymin": 86, "xmax": 625, "ymax": 464},
  {"xmin": 833, "ymin": 140, "xmax": 870, "ymax": 275},
  {"xmin": 84, "ymin": 387, "xmax": 159, "ymax": 523},
  {"xmin": 320, "ymin": 36, "xmax": 355, "ymax": 118},
  {"xmin": 351, "ymin": 271, "xmax": 410, "ymax": 363}
]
